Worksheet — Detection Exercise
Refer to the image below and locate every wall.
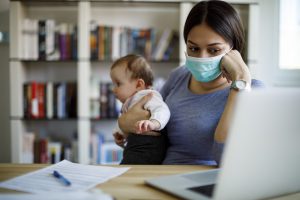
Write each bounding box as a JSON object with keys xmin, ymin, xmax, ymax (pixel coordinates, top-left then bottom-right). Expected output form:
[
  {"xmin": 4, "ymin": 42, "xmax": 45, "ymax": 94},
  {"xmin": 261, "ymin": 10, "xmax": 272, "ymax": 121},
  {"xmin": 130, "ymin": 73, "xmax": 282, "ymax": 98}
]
[{"xmin": 0, "ymin": 2, "xmax": 10, "ymax": 162}]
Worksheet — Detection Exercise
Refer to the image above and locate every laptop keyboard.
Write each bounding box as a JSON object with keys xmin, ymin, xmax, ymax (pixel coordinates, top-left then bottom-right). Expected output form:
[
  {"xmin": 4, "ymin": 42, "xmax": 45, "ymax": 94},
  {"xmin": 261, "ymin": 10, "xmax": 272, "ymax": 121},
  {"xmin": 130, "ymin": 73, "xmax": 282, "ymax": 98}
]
[{"xmin": 188, "ymin": 184, "xmax": 215, "ymax": 197}]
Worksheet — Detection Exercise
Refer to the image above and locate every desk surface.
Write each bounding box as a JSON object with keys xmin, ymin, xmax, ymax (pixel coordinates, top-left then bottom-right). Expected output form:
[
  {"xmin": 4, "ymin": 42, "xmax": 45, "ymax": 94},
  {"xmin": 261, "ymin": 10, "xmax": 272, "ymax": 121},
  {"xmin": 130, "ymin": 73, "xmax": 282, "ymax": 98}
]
[{"xmin": 0, "ymin": 164, "xmax": 299, "ymax": 200}]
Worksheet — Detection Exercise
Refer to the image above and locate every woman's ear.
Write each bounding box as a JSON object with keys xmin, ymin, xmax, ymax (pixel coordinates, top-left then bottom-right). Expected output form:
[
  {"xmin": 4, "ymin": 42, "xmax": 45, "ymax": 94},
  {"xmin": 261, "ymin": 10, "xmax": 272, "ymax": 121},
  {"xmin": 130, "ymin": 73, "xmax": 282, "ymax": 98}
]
[{"xmin": 136, "ymin": 78, "xmax": 146, "ymax": 90}]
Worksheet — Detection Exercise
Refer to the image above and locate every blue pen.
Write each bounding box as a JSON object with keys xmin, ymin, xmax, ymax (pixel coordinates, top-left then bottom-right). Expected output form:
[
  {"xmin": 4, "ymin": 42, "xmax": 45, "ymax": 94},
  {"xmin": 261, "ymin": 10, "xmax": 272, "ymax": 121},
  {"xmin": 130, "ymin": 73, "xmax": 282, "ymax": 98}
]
[{"xmin": 52, "ymin": 170, "xmax": 72, "ymax": 186}]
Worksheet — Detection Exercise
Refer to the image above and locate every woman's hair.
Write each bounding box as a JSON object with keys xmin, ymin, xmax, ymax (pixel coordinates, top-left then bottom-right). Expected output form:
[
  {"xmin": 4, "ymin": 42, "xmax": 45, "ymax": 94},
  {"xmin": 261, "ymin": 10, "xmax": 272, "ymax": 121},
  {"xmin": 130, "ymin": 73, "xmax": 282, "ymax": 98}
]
[
  {"xmin": 183, "ymin": 0, "xmax": 245, "ymax": 52},
  {"xmin": 111, "ymin": 54, "xmax": 154, "ymax": 87}
]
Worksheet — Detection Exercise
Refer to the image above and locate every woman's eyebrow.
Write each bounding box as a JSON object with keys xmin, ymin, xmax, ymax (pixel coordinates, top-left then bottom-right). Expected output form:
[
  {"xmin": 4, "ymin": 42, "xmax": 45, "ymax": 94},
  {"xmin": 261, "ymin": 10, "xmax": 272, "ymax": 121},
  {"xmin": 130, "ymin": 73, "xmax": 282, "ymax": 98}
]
[
  {"xmin": 187, "ymin": 40, "xmax": 198, "ymax": 45},
  {"xmin": 187, "ymin": 40, "xmax": 224, "ymax": 47},
  {"xmin": 207, "ymin": 42, "xmax": 224, "ymax": 46}
]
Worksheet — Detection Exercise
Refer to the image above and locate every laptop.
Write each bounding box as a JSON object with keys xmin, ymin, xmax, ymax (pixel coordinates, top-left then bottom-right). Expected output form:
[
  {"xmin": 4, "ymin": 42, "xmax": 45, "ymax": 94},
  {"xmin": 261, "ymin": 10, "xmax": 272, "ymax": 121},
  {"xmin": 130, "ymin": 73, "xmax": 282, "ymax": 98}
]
[{"xmin": 145, "ymin": 88, "xmax": 300, "ymax": 200}]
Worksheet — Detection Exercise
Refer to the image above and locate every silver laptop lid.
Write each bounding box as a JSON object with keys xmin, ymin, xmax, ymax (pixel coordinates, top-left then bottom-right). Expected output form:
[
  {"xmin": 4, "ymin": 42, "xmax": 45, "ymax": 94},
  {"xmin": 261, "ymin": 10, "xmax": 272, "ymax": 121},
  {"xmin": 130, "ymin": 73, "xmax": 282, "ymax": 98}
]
[{"xmin": 214, "ymin": 89, "xmax": 300, "ymax": 200}]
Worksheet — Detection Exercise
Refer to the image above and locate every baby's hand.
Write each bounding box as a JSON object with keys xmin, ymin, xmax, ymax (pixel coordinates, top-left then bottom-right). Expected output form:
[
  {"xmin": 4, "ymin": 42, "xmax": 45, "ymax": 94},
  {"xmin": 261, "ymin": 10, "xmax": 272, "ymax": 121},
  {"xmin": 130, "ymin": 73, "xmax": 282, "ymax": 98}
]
[
  {"xmin": 135, "ymin": 120, "xmax": 160, "ymax": 134},
  {"xmin": 113, "ymin": 132, "xmax": 126, "ymax": 148}
]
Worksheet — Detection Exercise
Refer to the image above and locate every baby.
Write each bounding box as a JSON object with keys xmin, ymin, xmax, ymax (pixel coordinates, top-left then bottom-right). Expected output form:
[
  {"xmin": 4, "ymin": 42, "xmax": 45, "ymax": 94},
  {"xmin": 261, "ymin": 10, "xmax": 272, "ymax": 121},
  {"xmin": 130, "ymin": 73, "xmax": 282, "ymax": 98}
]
[{"xmin": 110, "ymin": 54, "xmax": 170, "ymax": 164}]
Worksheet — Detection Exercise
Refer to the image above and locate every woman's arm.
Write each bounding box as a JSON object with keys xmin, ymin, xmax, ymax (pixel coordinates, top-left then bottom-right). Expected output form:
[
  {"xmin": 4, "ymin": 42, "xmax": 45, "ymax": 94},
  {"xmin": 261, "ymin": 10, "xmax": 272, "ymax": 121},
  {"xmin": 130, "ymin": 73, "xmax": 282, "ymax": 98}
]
[
  {"xmin": 118, "ymin": 93, "xmax": 152, "ymax": 134},
  {"xmin": 215, "ymin": 50, "xmax": 251, "ymax": 143}
]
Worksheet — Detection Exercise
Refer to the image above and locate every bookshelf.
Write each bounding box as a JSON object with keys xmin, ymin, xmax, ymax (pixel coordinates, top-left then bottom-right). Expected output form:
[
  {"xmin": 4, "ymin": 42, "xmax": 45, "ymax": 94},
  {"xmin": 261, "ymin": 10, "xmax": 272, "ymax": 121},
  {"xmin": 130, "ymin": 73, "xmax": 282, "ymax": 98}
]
[
  {"xmin": 9, "ymin": 0, "xmax": 184, "ymax": 164},
  {"xmin": 9, "ymin": 0, "xmax": 258, "ymax": 164}
]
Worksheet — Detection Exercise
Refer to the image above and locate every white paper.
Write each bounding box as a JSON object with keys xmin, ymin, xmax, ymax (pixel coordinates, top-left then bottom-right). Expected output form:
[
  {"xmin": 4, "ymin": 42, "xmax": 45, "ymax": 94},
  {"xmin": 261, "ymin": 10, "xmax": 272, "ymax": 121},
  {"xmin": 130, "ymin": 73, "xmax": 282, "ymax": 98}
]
[
  {"xmin": 0, "ymin": 160, "xmax": 129, "ymax": 194},
  {"xmin": 0, "ymin": 191, "xmax": 113, "ymax": 200}
]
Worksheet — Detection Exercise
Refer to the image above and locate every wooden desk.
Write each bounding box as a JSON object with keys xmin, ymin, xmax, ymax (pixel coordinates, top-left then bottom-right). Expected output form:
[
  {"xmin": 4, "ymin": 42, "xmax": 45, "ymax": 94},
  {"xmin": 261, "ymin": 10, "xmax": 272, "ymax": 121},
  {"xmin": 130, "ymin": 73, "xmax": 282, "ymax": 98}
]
[{"xmin": 0, "ymin": 164, "xmax": 299, "ymax": 200}]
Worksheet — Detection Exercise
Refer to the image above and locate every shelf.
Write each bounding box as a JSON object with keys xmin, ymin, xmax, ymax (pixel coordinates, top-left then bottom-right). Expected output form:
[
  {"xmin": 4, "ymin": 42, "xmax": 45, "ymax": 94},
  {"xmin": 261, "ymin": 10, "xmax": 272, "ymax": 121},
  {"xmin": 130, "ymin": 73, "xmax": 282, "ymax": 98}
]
[
  {"xmin": 10, "ymin": 117, "xmax": 117, "ymax": 121},
  {"xmin": 9, "ymin": 0, "xmax": 184, "ymax": 164},
  {"xmin": 10, "ymin": 58, "xmax": 80, "ymax": 62}
]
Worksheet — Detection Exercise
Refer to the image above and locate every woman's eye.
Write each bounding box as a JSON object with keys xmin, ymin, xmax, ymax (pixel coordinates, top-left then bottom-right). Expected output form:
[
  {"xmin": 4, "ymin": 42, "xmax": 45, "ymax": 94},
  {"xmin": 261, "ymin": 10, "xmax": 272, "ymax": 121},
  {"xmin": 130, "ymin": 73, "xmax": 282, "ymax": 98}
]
[
  {"xmin": 188, "ymin": 46, "xmax": 200, "ymax": 52},
  {"xmin": 208, "ymin": 49, "xmax": 220, "ymax": 54}
]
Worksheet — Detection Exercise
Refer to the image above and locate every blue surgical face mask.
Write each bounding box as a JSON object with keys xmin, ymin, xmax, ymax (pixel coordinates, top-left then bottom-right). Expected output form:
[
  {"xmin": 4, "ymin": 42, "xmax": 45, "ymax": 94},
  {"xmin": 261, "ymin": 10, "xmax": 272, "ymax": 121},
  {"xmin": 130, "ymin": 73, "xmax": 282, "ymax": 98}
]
[{"xmin": 185, "ymin": 52, "xmax": 226, "ymax": 82}]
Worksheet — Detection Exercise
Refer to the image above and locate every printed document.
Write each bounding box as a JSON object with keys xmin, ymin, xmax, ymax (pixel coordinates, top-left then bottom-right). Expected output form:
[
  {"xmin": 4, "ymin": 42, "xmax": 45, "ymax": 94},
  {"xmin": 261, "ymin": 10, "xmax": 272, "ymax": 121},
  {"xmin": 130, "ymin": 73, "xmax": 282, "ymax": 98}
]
[
  {"xmin": 0, "ymin": 160, "xmax": 129, "ymax": 193},
  {"xmin": 0, "ymin": 191, "xmax": 113, "ymax": 200}
]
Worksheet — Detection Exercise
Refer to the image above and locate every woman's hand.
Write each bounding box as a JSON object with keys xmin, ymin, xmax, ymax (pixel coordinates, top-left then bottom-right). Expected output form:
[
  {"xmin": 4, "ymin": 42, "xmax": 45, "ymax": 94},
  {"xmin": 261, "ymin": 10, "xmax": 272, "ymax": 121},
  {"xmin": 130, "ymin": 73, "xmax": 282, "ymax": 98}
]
[
  {"xmin": 113, "ymin": 132, "xmax": 126, "ymax": 148},
  {"xmin": 220, "ymin": 50, "xmax": 251, "ymax": 84},
  {"xmin": 118, "ymin": 93, "xmax": 152, "ymax": 134}
]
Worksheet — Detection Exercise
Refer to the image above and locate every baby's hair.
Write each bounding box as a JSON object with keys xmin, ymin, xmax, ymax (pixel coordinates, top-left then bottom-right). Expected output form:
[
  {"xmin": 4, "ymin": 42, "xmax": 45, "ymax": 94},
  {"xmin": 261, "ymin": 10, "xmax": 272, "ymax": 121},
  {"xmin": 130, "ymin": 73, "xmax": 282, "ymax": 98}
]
[{"xmin": 111, "ymin": 54, "xmax": 154, "ymax": 87}]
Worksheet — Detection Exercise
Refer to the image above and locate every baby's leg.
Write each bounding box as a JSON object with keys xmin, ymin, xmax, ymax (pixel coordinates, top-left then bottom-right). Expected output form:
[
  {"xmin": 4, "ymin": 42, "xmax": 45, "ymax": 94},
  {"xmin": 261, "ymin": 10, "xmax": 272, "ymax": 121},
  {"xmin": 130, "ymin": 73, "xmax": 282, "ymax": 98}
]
[{"xmin": 120, "ymin": 133, "xmax": 167, "ymax": 164}]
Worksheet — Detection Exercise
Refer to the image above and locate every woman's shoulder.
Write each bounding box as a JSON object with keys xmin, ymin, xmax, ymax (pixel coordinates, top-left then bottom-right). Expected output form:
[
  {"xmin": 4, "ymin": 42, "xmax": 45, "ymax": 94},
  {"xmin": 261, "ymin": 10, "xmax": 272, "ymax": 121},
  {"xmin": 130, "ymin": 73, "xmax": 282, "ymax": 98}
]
[{"xmin": 168, "ymin": 65, "xmax": 189, "ymax": 81}]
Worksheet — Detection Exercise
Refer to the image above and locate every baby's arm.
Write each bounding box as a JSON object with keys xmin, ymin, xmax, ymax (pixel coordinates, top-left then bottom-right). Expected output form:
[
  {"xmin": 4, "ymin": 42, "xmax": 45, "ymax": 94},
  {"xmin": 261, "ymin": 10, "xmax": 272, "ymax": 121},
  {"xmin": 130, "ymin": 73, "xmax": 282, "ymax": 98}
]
[
  {"xmin": 135, "ymin": 119, "xmax": 161, "ymax": 134},
  {"xmin": 135, "ymin": 91, "xmax": 170, "ymax": 134}
]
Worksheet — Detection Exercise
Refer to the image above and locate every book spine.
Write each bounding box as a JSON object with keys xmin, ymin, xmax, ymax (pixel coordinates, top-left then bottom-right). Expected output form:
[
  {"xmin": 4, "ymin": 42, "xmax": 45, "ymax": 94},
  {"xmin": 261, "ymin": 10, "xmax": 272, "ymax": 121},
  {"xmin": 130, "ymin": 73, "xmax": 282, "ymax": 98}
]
[
  {"xmin": 23, "ymin": 83, "xmax": 30, "ymax": 118},
  {"xmin": 39, "ymin": 139, "xmax": 48, "ymax": 164},
  {"xmin": 37, "ymin": 83, "xmax": 45, "ymax": 119},
  {"xmin": 38, "ymin": 20, "xmax": 46, "ymax": 60},
  {"xmin": 71, "ymin": 25, "xmax": 78, "ymax": 60},
  {"xmin": 46, "ymin": 19, "xmax": 55, "ymax": 60},
  {"xmin": 31, "ymin": 82, "xmax": 39, "ymax": 119},
  {"xmin": 90, "ymin": 21, "xmax": 98, "ymax": 60},
  {"xmin": 107, "ymin": 83, "xmax": 117, "ymax": 118},
  {"xmin": 46, "ymin": 82, "xmax": 53, "ymax": 119},
  {"xmin": 100, "ymin": 82, "xmax": 108, "ymax": 119}
]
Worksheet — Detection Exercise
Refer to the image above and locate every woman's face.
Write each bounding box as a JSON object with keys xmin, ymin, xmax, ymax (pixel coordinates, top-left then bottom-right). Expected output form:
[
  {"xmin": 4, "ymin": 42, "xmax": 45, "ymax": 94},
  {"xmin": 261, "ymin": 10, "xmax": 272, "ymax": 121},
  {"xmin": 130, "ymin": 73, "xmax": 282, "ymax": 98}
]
[{"xmin": 186, "ymin": 22, "xmax": 231, "ymax": 58}]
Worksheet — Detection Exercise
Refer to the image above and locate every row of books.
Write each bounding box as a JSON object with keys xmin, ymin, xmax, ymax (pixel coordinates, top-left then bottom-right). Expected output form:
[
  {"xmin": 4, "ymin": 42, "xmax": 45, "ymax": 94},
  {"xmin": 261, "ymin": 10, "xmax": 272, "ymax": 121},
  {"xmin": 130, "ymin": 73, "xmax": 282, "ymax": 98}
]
[
  {"xmin": 22, "ymin": 132, "xmax": 73, "ymax": 164},
  {"xmin": 22, "ymin": 18, "xmax": 77, "ymax": 61},
  {"xmin": 21, "ymin": 18, "xmax": 178, "ymax": 61},
  {"xmin": 22, "ymin": 131, "xmax": 123, "ymax": 164},
  {"xmin": 23, "ymin": 82, "xmax": 77, "ymax": 119},
  {"xmin": 90, "ymin": 22, "xmax": 179, "ymax": 61},
  {"xmin": 90, "ymin": 133, "xmax": 123, "ymax": 165},
  {"xmin": 90, "ymin": 81, "xmax": 122, "ymax": 119}
]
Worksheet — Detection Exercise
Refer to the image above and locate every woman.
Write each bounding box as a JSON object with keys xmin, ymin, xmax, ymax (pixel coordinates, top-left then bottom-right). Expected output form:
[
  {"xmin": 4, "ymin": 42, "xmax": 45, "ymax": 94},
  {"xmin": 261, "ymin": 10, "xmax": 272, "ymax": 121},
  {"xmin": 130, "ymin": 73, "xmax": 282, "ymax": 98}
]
[{"xmin": 116, "ymin": 0, "xmax": 264, "ymax": 165}]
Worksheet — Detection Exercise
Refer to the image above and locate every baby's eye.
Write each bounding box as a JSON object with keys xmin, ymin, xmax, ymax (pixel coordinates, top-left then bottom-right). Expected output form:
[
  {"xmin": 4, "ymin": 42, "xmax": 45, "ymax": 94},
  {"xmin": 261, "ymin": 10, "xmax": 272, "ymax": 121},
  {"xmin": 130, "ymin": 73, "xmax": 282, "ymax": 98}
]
[{"xmin": 113, "ymin": 82, "xmax": 120, "ymax": 87}]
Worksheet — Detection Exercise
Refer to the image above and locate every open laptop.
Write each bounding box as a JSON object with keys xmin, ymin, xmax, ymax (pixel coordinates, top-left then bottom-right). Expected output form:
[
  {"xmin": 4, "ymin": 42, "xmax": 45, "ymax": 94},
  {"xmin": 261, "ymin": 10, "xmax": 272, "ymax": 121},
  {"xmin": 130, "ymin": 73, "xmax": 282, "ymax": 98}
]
[{"xmin": 145, "ymin": 88, "xmax": 300, "ymax": 200}]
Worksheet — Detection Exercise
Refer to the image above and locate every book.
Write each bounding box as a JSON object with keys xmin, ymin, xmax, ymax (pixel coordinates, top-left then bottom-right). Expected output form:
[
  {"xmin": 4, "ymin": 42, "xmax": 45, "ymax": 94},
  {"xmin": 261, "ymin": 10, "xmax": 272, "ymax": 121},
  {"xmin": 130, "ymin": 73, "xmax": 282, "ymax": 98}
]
[
  {"xmin": 99, "ymin": 142, "xmax": 123, "ymax": 165},
  {"xmin": 30, "ymin": 82, "xmax": 39, "ymax": 119},
  {"xmin": 152, "ymin": 28, "xmax": 174, "ymax": 61},
  {"xmin": 22, "ymin": 132, "xmax": 35, "ymax": 163},
  {"xmin": 100, "ymin": 82, "xmax": 108, "ymax": 119},
  {"xmin": 107, "ymin": 83, "xmax": 118, "ymax": 118},
  {"xmin": 46, "ymin": 82, "xmax": 53, "ymax": 119},
  {"xmin": 23, "ymin": 83, "xmax": 31, "ymax": 118},
  {"xmin": 90, "ymin": 21, "xmax": 98, "ymax": 60},
  {"xmin": 37, "ymin": 83, "xmax": 45, "ymax": 118},
  {"xmin": 47, "ymin": 142, "xmax": 62, "ymax": 164},
  {"xmin": 66, "ymin": 82, "xmax": 77, "ymax": 118},
  {"xmin": 57, "ymin": 83, "xmax": 66, "ymax": 119},
  {"xmin": 38, "ymin": 20, "xmax": 46, "ymax": 60},
  {"xmin": 45, "ymin": 19, "xmax": 56, "ymax": 60},
  {"xmin": 34, "ymin": 138, "xmax": 48, "ymax": 164}
]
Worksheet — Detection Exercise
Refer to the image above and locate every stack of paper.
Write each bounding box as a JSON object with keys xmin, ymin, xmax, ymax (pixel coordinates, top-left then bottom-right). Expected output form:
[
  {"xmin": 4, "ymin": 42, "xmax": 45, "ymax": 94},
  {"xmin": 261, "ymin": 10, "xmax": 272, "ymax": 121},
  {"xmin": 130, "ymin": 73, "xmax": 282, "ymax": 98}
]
[{"xmin": 0, "ymin": 160, "xmax": 130, "ymax": 198}]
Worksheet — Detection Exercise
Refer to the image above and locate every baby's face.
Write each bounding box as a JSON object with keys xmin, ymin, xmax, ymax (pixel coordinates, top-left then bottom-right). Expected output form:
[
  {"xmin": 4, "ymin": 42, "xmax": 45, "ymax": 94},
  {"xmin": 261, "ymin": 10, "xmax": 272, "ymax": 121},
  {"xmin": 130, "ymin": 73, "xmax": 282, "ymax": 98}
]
[{"xmin": 110, "ymin": 64, "xmax": 138, "ymax": 103}]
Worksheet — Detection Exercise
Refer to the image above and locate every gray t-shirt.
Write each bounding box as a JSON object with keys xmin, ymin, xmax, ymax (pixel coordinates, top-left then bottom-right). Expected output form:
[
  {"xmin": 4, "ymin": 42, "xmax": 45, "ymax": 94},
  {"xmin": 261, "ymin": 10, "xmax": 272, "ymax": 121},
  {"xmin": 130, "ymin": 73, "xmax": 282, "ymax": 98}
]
[{"xmin": 160, "ymin": 66, "xmax": 264, "ymax": 165}]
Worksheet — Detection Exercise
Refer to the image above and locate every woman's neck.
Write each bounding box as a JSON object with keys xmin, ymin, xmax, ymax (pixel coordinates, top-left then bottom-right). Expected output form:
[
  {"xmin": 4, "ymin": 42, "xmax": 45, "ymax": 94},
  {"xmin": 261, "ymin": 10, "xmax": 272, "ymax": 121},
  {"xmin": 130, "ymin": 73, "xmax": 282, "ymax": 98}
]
[{"xmin": 189, "ymin": 76, "xmax": 230, "ymax": 94}]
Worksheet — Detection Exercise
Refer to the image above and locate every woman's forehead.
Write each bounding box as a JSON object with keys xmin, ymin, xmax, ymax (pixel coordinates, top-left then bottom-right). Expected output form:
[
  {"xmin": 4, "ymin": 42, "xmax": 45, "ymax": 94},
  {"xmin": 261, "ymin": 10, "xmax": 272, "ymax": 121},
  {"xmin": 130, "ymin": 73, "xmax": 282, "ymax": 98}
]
[{"xmin": 187, "ymin": 23, "xmax": 227, "ymax": 46}]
